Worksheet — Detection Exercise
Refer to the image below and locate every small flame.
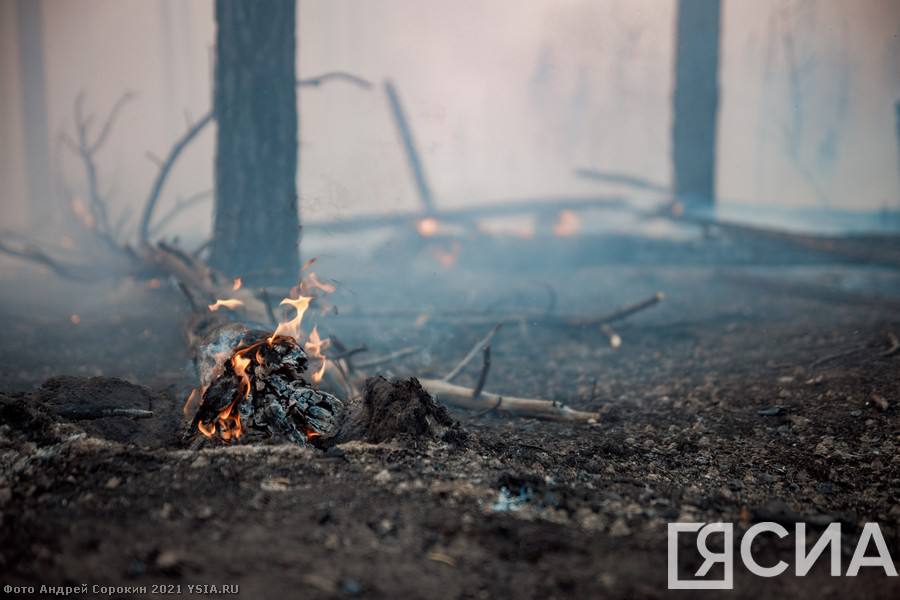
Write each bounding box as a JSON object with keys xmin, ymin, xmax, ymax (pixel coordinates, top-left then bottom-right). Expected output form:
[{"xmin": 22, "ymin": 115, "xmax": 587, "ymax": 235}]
[
  {"xmin": 197, "ymin": 420, "xmax": 216, "ymax": 438},
  {"xmin": 232, "ymin": 352, "xmax": 252, "ymax": 400},
  {"xmin": 301, "ymin": 256, "xmax": 318, "ymax": 271},
  {"xmin": 304, "ymin": 326, "xmax": 329, "ymax": 385},
  {"xmin": 70, "ymin": 314, "xmax": 81, "ymax": 325},
  {"xmin": 208, "ymin": 298, "xmax": 244, "ymax": 312},
  {"xmin": 552, "ymin": 210, "xmax": 581, "ymax": 237},
  {"xmin": 301, "ymin": 272, "xmax": 336, "ymax": 295},
  {"xmin": 269, "ymin": 296, "xmax": 312, "ymax": 343},
  {"xmin": 146, "ymin": 278, "xmax": 162, "ymax": 289},
  {"xmin": 417, "ymin": 217, "xmax": 439, "ymax": 237},
  {"xmin": 182, "ymin": 388, "xmax": 200, "ymax": 416},
  {"xmin": 232, "ymin": 277, "xmax": 242, "ymax": 291}
]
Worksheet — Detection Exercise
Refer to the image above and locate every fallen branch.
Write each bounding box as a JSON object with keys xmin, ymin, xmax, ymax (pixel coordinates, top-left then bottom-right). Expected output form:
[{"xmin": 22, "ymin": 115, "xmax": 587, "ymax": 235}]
[
  {"xmin": 55, "ymin": 406, "xmax": 153, "ymax": 420},
  {"xmin": 809, "ymin": 345, "xmax": 866, "ymax": 369},
  {"xmin": 336, "ymin": 292, "xmax": 665, "ymax": 329},
  {"xmin": 354, "ymin": 346, "xmax": 422, "ymax": 369},
  {"xmin": 881, "ymin": 332, "xmax": 899, "ymax": 357},
  {"xmin": 418, "ymin": 378, "xmax": 597, "ymax": 422}
]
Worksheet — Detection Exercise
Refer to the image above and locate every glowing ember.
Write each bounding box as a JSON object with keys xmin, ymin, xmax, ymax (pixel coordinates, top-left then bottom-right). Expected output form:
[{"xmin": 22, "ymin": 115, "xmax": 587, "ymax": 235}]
[
  {"xmin": 552, "ymin": 210, "xmax": 581, "ymax": 237},
  {"xmin": 70, "ymin": 197, "xmax": 95, "ymax": 228},
  {"xmin": 432, "ymin": 241, "xmax": 461, "ymax": 268},
  {"xmin": 208, "ymin": 298, "xmax": 244, "ymax": 312},
  {"xmin": 232, "ymin": 277, "xmax": 242, "ymax": 291},
  {"xmin": 417, "ymin": 217, "xmax": 439, "ymax": 237}
]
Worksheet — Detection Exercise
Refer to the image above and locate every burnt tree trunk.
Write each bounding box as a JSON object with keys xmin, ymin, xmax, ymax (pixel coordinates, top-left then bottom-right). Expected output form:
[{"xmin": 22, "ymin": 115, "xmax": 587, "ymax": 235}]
[
  {"xmin": 671, "ymin": 0, "xmax": 721, "ymax": 207},
  {"xmin": 210, "ymin": 0, "xmax": 300, "ymax": 284}
]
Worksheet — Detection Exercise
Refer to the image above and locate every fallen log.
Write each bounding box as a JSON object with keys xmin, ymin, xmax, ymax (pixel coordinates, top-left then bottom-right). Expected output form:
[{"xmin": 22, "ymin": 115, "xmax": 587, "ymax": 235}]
[{"xmin": 576, "ymin": 167, "xmax": 900, "ymax": 269}]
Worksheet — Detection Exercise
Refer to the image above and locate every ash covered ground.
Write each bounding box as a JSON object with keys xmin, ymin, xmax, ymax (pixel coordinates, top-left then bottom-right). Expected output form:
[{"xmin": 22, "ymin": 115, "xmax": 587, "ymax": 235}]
[{"xmin": 1, "ymin": 236, "xmax": 899, "ymax": 599}]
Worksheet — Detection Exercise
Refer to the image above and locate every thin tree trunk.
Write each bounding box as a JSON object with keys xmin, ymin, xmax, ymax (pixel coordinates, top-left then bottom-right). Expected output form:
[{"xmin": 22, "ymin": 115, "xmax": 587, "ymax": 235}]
[
  {"xmin": 210, "ymin": 0, "xmax": 299, "ymax": 284},
  {"xmin": 15, "ymin": 0, "xmax": 53, "ymax": 229},
  {"xmin": 671, "ymin": 0, "xmax": 721, "ymax": 206}
]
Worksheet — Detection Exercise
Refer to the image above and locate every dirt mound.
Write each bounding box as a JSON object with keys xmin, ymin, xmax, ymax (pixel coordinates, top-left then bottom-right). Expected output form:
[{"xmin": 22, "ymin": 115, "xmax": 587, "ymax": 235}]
[{"xmin": 332, "ymin": 376, "xmax": 466, "ymax": 446}]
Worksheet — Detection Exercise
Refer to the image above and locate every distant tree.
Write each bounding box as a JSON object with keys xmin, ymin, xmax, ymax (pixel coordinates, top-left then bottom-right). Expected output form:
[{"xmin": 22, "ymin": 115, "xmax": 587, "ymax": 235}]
[
  {"xmin": 210, "ymin": 0, "xmax": 299, "ymax": 284},
  {"xmin": 671, "ymin": 0, "xmax": 721, "ymax": 206}
]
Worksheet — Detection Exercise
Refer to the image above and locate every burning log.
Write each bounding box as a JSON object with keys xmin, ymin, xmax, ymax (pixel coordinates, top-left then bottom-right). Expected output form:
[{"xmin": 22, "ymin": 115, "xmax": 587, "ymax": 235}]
[{"xmin": 186, "ymin": 315, "xmax": 342, "ymax": 446}]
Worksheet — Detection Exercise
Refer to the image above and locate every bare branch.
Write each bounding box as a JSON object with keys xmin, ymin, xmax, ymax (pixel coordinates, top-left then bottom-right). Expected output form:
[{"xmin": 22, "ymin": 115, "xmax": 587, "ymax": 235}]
[
  {"xmin": 0, "ymin": 236, "xmax": 92, "ymax": 281},
  {"xmin": 443, "ymin": 324, "xmax": 502, "ymax": 382},
  {"xmin": 145, "ymin": 151, "xmax": 164, "ymax": 168},
  {"xmin": 297, "ymin": 71, "xmax": 373, "ymax": 90},
  {"xmin": 139, "ymin": 110, "xmax": 215, "ymax": 245},
  {"xmin": 149, "ymin": 189, "xmax": 213, "ymax": 236},
  {"xmin": 89, "ymin": 91, "xmax": 136, "ymax": 153},
  {"xmin": 471, "ymin": 345, "xmax": 491, "ymax": 400}
]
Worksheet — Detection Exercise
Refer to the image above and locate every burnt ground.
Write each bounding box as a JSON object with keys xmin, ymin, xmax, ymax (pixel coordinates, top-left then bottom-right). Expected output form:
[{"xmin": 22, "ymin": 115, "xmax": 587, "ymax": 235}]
[{"xmin": 0, "ymin": 244, "xmax": 899, "ymax": 599}]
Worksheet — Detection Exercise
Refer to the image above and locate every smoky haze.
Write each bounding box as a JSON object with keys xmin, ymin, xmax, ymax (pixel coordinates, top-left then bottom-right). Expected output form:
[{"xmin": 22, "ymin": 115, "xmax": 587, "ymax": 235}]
[{"xmin": 0, "ymin": 0, "xmax": 898, "ymax": 246}]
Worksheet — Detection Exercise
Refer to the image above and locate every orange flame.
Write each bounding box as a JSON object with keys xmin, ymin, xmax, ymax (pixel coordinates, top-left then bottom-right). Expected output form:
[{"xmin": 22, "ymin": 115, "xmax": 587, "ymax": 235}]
[
  {"xmin": 268, "ymin": 296, "xmax": 312, "ymax": 343},
  {"xmin": 301, "ymin": 272, "xmax": 336, "ymax": 295},
  {"xmin": 197, "ymin": 420, "xmax": 216, "ymax": 438},
  {"xmin": 552, "ymin": 210, "xmax": 581, "ymax": 237},
  {"xmin": 232, "ymin": 277, "xmax": 242, "ymax": 291},
  {"xmin": 208, "ymin": 298, "xmax": 244, "ymax": 312},
  {"xmin": 232, "ymin": 352, "xmax": 252, "ymax": 400},
  {"xmin": 182, "ymin": 388, "xmax": 200, "ymax": 416},
  {"xmin": 304, "ymin": 326, "xmax": 329, "ymax": 384},
  {"xmin": 195, "ymin": 270, "xmax": 335, "ymax": 442}
]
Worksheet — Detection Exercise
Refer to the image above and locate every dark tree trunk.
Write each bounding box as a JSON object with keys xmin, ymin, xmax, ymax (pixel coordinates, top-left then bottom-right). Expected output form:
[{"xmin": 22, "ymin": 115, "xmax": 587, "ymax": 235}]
[
  {"xmin": 671, "ymin": 0, "xmax": 721, "ymax": 206},
  {"xmin": 210, "ymin": 0, "xmax": 299, "ymax": 284},
  {"xmin": 16, "ymin": 0, "xmax": 53, "ymax": 229}
]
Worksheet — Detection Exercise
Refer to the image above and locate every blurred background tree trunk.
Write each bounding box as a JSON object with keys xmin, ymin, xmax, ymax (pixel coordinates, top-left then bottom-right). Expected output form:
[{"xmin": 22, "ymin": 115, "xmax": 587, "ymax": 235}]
[
  {"xmin": 671, "ymin": 0, "xmax": 721, "ymax": 207},
  {"xmin": 16, "ymin": 0, "xmax": 53, "ymax": 229},
  {"xmin": 210, "ymin": 0, "xmax": 299, "ymax": 284}
]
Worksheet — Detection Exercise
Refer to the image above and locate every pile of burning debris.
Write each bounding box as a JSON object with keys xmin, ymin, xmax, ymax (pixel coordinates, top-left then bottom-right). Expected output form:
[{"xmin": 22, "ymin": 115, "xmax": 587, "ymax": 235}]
[{"xmin": 184, "ymin": 271, "xmax": 343, "ymax": 447}]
